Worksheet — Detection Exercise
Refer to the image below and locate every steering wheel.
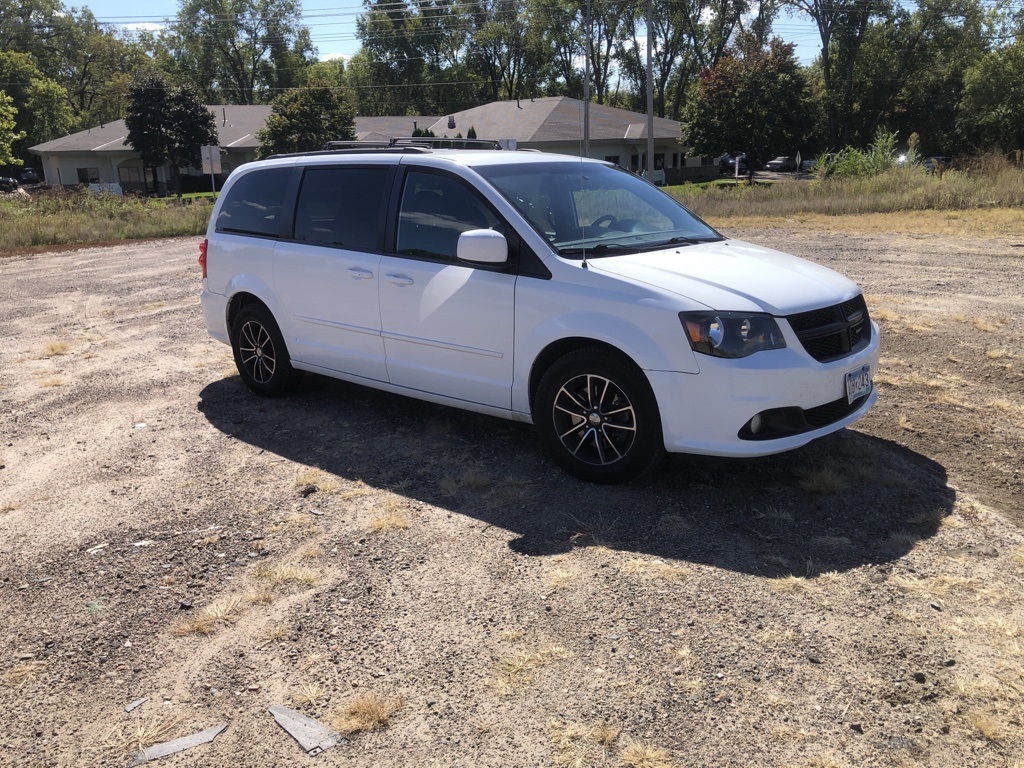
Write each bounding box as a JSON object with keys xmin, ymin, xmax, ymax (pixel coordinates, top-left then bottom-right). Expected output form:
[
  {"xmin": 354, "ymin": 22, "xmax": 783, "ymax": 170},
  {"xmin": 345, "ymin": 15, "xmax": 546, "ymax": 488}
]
[{"xmin": 591, "ymin": 214, "xmax": 618, "ymax": 228}]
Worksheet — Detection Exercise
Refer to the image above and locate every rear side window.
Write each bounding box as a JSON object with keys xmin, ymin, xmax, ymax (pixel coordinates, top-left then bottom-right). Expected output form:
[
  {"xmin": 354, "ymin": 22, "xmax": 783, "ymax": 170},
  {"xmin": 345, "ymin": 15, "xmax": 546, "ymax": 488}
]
[
  {"xmin": 216, "ymin": 167, "xmax": 292, "ymax": 237},
  {"xmin": 293, "ymin": 166, "xmax": 390, "ymax": 252}
]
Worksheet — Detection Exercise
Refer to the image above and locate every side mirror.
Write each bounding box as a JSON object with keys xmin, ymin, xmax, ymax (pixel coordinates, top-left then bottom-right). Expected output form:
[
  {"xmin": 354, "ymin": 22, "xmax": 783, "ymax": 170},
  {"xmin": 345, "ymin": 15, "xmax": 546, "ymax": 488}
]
[{"xmin": 457, "ymin": 229, "xmax": 508, "ymax": 265}]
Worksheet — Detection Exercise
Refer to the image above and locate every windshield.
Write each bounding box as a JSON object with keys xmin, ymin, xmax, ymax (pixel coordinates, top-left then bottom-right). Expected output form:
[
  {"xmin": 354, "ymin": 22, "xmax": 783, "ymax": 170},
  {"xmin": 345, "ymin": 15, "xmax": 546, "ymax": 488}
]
[{"xmin": 474, "ymin": 161, "xmax": 722, "ymax": 258}]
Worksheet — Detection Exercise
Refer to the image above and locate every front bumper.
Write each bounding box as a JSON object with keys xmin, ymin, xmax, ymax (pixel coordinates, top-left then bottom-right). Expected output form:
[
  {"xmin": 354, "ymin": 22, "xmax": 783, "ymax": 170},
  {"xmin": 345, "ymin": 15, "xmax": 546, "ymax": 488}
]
[{"xmin": 649, "ymin": 321, "xmax": 881, "ymax": 457}]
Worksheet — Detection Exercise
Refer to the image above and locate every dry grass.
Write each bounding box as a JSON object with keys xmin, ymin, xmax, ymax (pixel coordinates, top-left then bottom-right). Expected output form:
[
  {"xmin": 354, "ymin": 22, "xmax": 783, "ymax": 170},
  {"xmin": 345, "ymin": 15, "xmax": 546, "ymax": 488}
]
[
  {"xmin": 4, "ymin": 660, "xmax": 46, "ymax": 690},
  {"xmin": 369, "ymin": 496, "xmax": 411, "ymax": 531},
  {"xmin": 294, "ymin": 681, "xmax": 329, "ymax": 708},
  {"xmin": 292, "ymin": 467, "xmax": 340, "ymax": 494},
  {"xmin": 617, "ymin": 740, "xmax": 675, "ymax": 768},
  {"xmin": 339, "ymin": 479, "xmax": 375, "ymax": 500},
  {"xmin": 42, "ymin": 340, "xmax": 70, "ymax": 357},
  {"xmin": 795, "ymin": 467, "xmax": 849, "ymax": 494},
  {"xmin": 495, "ymin": 646, "xmax": 571, "ymax": 693},
  {"xmin": 461, "ymin": 467, "xmax": 492, "ymax": 492},
  {"xmin": 985, "ymin": 348, "xmax": 1013, "ymax": 360},
  {"xmin": 622, "ymin": 558, "xmax": 690, "ymax": 581},
  {"xmin": 965, "ymin": 710, "xmax": 1004, "ymax": 740},
  {"xmin": 656, "ymin": 513, "xmax": 689, "ymax": 536},
  {"xmin": 37, "ymin": 377, "xmax": 65, "ymax": 388},
  {"xmin": 331, "ymin": 693, "xmax": 403, "ymax": 735},
  {"xmin": 174, "ymin": 596, "xmax": 246, "ymax": 635},
  {"xmin": 546, "ymin": 567, "xmax": 574, "ymax": 591},
  {"xmin": 549, "ymin": 721, "xmax": 619, "ymax": 767},
  {"xmin": 489, "ymin": 475, "xmax": 538, "ymax": 508},
  {"xmin": 98, "ymin": 716, "xmax": 183, "ymax": 758},
  {"xmin": 254, "ymin": 563, "xmax": 318, "ymax": 588},
  {"xmin": 247, "ymin": 588, "xmax": 275, "ymax": 605},
  {"xmin": 770, "ymin": 575, "xmax": 814, "ymax": 594},
  {"xmin": 262, "ymin": 622, "xmax": 290, "ymax": 643},
  {"xmin": 890, "ymin": 574, "xmax": 978, "ymax": 599}
]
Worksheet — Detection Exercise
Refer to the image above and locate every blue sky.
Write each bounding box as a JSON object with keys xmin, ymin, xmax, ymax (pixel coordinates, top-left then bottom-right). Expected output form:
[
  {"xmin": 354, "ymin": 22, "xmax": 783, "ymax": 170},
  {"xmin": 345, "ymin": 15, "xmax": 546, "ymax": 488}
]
[{"xmin": 84, "ymin": 0, "xmax": 823, "ymax": 66}]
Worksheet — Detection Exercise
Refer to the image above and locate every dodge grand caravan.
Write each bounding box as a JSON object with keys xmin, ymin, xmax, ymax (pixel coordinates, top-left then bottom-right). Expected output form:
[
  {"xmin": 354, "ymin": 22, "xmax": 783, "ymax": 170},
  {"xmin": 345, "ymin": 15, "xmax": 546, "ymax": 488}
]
[{"xmin": 200, "ymin": 147, "xmax": 879, "ymax": 483}]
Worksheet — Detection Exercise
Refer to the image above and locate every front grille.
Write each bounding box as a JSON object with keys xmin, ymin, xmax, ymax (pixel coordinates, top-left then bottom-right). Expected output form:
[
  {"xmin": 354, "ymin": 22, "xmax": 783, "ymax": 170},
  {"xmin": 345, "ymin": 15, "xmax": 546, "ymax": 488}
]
[{"xmin": 787, "ymin": 295, "xmax": 871, "ymax": 363}]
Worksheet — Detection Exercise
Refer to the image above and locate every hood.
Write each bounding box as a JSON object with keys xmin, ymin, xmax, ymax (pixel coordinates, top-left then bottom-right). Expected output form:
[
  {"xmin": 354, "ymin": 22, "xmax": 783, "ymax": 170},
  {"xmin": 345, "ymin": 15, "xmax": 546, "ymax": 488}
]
[{"xmin": 588, "ymin": 238, "xmax": 861, "ymax": 315}]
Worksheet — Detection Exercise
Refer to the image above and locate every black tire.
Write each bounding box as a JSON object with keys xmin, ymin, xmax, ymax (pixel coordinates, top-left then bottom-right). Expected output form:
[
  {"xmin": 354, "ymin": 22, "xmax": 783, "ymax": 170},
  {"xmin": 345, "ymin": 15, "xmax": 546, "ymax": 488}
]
[
  {"xmin": 535, "ymin": 348, "xmax": 664, "ymax": 483},
  {"xmin": 230, "ymin": 304, "xmax": 297, "ymax": 397}
]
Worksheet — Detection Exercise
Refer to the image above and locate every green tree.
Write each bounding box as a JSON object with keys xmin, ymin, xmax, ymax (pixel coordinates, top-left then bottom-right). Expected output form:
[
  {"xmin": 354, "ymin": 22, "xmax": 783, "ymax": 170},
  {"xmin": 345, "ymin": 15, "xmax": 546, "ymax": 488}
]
[
  {"xmin": 168, "ymin": 0, "xmax": 314, "ymax": 104},
  {"xmin": 0, "ymin": 52, "xmax": 74, "ymax": 157},
  {"xmin": 839, "ymin": 0, "xmax": 985, "ymax": 153},
  {"xmin": 467, "ymin": 0, "xmax": 548, "ymax": 102},
  {"xmin": 0, "ymin": 91, "xmax": 26, "ymax": 166},
  {"xmin": 352, "ymin": 0, "xmax": 478, "ymax": 116},
  {"xmin": 124, "ymin": 73, "xmax": 218, "ymax": 193},
  {"xmin": 786, "ymin": 0, "xmax": 890, "ymax": 147},
  {"xmin": 958, "ymin": 40, "xmax": 1024, "ymax": 152},
  {"xmin": 681, "ymin": 34, "xmax": 812, "ymax": 163},
  {"xmin": 256, "ymin": 83, "xmax": 356, "ymax": 157}
]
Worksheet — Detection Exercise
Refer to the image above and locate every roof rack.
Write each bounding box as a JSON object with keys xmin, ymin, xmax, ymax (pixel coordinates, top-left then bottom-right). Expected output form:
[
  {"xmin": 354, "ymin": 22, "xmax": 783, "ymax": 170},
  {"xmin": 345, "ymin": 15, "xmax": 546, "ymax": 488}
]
[
  {"xmin": 269, "ymin": 137, "xmax": 507, "ymax": 161},
  {"xmin": 388, "ymin": 137, "xmax": 502, "ymax": 150},
  {"xmin": 321, "ymin": 137, "xmax": 503, "ymax": 152}
]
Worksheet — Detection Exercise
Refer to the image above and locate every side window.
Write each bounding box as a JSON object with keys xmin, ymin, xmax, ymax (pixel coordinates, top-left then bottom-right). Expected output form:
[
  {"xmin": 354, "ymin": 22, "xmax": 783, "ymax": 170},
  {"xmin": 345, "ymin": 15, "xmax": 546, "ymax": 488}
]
[
  {"xmin": 396, "ymin": 171, "xmax": 500, "ymax": 261},
  {"xmin": 216, "ymin": 167, "xmax": 291, "ymax": 238},
  {"xmin": 293, "ymin": 166, "xmax": 390, "ymax": 251}
]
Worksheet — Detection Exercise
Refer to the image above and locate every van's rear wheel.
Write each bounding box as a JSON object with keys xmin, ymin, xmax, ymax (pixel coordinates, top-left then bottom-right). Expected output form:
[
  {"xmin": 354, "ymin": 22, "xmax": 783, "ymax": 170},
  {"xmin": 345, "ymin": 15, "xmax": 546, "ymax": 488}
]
[
  {"xmin": 535, "ymin": 349, "xmax": 664, "ymax": 483},
  {"xmin": 230, "ymin": 305, "xmax": 297, "ymax": 397}
]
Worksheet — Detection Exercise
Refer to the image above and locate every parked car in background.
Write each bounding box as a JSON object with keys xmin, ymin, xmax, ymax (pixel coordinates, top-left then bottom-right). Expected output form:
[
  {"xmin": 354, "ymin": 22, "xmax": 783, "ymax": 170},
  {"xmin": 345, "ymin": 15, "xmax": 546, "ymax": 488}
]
[
  {"xmin": 801, "ymin": 153, "xmax": 836, "ymax": 173},
  {"xmin": 719, "ymin": 152, "xmax": 749, "ymax": 175},
  {"xmin": 18, "ymin": 168, "xmax": 40, "ymax": 184},
  {"xmin": 765, "ymin": 156, "xmax": 797, "ymax": 172},
  {"xmin": 200, "ymin": 146, "xmax": 879, "ymax": 483},
  {"xmin": 923, "ymin": 156, "xmax": 952, "ymax": 174},
  {"xmin": 0, "ymin": 176, "xmax": 18, "ymax": 193}
]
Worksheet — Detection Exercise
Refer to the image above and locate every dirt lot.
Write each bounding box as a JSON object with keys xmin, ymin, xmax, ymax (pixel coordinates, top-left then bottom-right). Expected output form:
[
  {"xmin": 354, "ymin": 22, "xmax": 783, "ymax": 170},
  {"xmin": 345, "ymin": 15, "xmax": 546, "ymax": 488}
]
[{"xmin": 1, "ymin": 230, "xmax": 1022, "ymax": 768}]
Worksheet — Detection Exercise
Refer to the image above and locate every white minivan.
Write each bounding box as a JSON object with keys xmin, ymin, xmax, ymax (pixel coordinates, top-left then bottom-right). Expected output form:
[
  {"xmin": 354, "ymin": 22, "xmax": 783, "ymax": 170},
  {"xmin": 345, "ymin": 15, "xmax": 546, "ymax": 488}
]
[{"xmin": 200, "ymin": 148, "xmax": 879, "ymax": 483}]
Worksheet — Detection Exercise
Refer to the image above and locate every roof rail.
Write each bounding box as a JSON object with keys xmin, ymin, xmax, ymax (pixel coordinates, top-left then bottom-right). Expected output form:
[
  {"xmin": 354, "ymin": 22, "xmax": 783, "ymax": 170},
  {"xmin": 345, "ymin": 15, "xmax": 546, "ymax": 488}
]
[
  {"xmin": 270, "ymin": 137, "xmax": 506, "ymax": 160},
  {"xmin": 388, "ymin": 137, "xmax": 503, "ymax": 150}
]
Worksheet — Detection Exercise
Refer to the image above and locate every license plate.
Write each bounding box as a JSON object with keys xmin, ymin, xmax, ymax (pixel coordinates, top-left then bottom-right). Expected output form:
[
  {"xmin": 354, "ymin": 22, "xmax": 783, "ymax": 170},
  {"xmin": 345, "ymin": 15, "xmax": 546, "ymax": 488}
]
[{"xmin": 845, "ymin": 364, "xmax": 872, "ymax": 404}]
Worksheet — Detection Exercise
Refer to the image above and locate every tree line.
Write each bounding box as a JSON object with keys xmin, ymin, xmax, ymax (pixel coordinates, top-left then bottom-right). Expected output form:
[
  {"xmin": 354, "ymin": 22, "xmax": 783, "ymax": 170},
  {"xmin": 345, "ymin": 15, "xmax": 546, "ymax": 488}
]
[{"xmin": 2, "ymin": 0, "xmax": 1023, "ymax": 169}]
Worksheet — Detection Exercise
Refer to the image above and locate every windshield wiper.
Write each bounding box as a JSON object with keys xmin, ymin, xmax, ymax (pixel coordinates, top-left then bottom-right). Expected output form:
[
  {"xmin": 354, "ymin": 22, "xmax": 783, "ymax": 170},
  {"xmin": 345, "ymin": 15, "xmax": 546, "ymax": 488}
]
[{"xmin": 558, "ymin": 243, "xmax": 639, "ymax": 257}]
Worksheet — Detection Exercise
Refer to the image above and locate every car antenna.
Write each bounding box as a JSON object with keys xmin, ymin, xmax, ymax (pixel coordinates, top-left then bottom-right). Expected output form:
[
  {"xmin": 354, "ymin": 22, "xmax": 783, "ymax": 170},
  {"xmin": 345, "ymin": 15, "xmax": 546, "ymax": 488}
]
[{"xmin": 579, "ymin": 157, "xmax": 588, "ymax": 270}]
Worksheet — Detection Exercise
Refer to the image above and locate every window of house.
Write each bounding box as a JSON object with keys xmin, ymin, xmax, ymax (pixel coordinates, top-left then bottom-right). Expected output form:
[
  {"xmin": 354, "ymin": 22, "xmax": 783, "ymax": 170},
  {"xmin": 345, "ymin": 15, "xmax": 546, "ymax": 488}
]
[
  {"xmin": 604, "ymin": 155, "xmax": 620, "ymax": 166},
  {"xmin": 118, "ymin": 167, "xmax": 143, "ymax": 183},
  {"xmin": 76, "ymin": 167, "xmax": 100, "ymax": 184}
]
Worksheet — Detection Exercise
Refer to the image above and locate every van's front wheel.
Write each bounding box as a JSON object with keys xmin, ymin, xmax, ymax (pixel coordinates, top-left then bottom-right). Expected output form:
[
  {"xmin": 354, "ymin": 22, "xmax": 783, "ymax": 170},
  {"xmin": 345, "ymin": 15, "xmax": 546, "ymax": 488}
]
[
  {"xmin": 230, "ymin": 305, "xmax": 297, "ymax": 397},
  {"xmin": 535, "ymin": 349, "xmax": 664, "ymax": 483}
]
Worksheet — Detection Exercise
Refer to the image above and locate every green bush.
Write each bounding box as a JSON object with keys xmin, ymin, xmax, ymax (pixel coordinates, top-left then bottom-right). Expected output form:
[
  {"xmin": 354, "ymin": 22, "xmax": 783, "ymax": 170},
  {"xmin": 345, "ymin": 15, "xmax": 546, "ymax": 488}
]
[{"xmin": 0, "ymin": 188, "xmax": 212, "ymax": 251}]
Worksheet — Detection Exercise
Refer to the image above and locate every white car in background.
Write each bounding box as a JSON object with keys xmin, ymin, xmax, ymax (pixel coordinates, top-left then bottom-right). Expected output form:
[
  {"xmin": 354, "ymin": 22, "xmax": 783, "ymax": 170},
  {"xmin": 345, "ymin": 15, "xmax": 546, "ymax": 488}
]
[{"xmin": 200, "ymin": 147, "xmax": 879, "ymax": 483}]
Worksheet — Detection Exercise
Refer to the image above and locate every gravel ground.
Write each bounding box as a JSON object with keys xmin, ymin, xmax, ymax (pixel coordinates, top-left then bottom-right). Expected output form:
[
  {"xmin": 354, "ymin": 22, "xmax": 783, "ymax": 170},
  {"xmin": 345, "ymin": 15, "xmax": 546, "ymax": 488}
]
[{"xmin": 0, "ymin": 230, "xmax": 1022, "ymax": 768}]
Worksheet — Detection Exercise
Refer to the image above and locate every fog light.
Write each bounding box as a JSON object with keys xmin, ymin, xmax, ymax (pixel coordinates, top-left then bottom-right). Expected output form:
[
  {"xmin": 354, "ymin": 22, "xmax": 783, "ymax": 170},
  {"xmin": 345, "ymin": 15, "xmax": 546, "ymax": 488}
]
[{"xmin": 749, "ymin": 414, "xmax": 763, "ymax": 434}]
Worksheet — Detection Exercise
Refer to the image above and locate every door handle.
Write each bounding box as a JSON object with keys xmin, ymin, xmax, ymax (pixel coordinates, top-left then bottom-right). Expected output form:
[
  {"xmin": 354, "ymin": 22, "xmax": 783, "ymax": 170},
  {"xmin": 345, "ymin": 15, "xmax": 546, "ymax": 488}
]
[
  {"xmin": 347, "ymin": 267, "xmax": 374, "ymax": 280},
  {"xmin": 384, "ymin": 274, "xmax": 414, "ymax": 286}
]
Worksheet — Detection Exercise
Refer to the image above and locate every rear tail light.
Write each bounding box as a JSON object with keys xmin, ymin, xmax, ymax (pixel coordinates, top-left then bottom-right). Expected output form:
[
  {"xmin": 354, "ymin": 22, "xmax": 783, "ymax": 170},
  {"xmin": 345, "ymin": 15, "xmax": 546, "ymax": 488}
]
[{"xmin": 199, "ymin": 238, "xmax": 208, "ymax": 279}]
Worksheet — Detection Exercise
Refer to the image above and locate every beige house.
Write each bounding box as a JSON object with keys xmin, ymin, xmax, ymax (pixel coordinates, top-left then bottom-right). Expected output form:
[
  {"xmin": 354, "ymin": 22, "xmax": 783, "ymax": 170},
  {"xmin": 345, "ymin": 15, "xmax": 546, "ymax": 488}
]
[{"xmin": 30, "ymin": 97, "xmax": 714, "ymax": 192}]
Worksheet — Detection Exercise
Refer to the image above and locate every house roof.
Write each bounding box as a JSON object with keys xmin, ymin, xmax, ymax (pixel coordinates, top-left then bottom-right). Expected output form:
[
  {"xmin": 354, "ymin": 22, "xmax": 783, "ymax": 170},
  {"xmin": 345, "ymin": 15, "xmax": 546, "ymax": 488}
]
[
  {"xmin": 31, "ymin": 98, "xmax": 680, "ymax": 155},
  {"xmin": 31, "ymin": 105, "xmax": 274, "ymax": 155},
  {"xmin": 354, "ymin": 116, "xmax": 441, "ymax": 143},
  {"xmin": 421, "ymin": 97, "xmax": 681, "ymax": 144}
]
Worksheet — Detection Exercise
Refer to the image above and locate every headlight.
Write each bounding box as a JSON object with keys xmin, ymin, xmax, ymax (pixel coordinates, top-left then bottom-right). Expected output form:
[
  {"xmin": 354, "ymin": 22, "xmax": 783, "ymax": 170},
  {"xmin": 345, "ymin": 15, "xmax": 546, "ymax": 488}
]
[{"xmin": 680, "ymin": 311, "xmax": 786, "ymax": 358}]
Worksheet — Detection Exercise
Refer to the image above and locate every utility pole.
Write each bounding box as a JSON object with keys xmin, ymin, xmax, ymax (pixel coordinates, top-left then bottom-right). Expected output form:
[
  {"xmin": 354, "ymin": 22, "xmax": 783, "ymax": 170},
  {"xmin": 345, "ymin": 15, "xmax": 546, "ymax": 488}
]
[
  {"xmin": 583, "ymin": 0, "xmax": 591, "ymax": 158},
  {"xmin": 645, "ymin": 0, "xmax": 655, "ymax": 180}
]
